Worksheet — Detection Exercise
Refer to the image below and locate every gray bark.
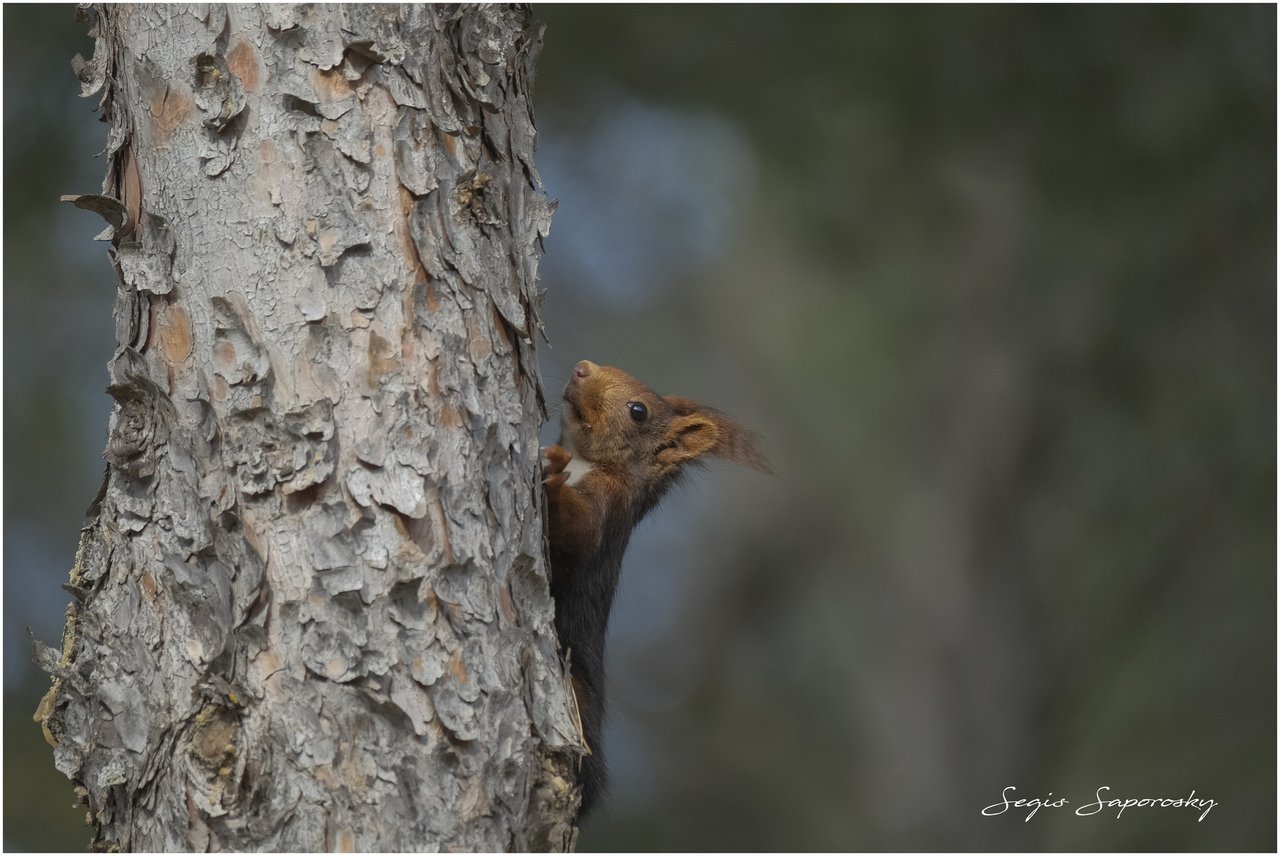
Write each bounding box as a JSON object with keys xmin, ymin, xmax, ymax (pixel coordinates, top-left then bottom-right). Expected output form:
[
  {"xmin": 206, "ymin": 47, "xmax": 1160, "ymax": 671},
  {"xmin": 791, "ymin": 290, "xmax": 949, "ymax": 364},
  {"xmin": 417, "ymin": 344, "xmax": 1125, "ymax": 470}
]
[{"xmin": 36, "ymin": 4, "xmax": 581, "ymax": 851}]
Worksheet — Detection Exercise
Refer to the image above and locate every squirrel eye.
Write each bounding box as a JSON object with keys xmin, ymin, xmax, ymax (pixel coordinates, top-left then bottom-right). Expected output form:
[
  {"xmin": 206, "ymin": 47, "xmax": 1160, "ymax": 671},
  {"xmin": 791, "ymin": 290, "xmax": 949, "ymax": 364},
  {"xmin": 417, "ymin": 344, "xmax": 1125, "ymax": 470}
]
[{"xmin": 627, "ymin": 401, "xmax": 648, "ymax": 423}]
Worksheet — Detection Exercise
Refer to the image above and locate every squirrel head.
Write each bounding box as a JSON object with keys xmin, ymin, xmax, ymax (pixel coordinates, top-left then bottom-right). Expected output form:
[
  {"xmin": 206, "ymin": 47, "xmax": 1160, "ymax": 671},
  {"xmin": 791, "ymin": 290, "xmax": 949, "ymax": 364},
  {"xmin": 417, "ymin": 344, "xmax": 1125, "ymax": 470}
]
[{"xmin": 560, "ymin": 360, "xmax": 772, "ymax": 481}]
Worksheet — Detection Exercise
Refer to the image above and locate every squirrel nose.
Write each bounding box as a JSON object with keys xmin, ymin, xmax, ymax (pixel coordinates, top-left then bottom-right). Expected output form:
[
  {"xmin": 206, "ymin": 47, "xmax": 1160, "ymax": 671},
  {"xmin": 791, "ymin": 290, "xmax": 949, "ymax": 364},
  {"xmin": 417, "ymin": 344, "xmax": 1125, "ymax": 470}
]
[{"xmin": 573, "ymin": 360, "xmax": 596, "ymax": 381}]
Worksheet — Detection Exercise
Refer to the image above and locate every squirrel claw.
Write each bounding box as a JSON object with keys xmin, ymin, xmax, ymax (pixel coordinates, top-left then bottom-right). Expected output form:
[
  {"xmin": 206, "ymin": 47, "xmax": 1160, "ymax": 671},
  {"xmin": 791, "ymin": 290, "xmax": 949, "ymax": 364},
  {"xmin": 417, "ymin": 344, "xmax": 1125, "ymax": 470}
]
[{"xmin": 542, "ymin": 444, "xmax": 571, "ymax": 478}]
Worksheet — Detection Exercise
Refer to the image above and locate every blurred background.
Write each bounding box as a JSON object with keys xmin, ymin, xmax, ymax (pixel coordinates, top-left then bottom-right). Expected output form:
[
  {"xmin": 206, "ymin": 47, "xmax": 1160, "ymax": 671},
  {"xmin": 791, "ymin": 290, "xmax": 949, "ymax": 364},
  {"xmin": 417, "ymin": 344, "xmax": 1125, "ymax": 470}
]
[{"xmin": 4, "ymin": 4, "xmax": 1275, "ymax": 851}]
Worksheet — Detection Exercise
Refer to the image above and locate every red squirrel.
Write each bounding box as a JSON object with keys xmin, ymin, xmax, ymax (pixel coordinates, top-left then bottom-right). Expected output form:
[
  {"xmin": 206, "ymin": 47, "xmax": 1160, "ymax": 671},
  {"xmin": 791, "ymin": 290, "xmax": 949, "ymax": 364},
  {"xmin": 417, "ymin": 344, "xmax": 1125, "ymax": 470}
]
[{"xmin": 542, "ymin": 359, "xmax": 770, "ymax": 816}]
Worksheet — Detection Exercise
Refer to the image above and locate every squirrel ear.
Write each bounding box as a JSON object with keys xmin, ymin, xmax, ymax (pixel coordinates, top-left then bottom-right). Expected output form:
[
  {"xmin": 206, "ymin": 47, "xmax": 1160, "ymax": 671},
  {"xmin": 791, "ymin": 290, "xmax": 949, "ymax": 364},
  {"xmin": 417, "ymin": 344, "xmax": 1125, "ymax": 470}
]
[
  {"xmin": 656, "ymin": 414, "xmax": 720, "ymax": 469},
  {"xmin": 658, "ymin": 400, "xmax": 773, "ymax": 474}
]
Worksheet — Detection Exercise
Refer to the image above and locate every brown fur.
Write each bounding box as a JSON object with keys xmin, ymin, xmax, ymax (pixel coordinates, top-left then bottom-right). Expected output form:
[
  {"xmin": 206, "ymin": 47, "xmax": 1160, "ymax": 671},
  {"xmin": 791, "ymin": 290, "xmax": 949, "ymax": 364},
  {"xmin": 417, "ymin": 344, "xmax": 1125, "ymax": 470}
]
[{"xmin": 543, "ymin": 360, "xmax": 770, "ymax": 817}]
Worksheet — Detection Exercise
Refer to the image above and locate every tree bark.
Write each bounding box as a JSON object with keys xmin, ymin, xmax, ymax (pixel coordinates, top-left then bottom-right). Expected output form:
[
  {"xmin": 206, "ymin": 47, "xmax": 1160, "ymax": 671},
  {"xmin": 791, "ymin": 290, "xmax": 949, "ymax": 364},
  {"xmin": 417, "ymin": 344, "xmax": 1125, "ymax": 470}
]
[{"xmin": 35, "ymin": 4, "xmax": 580, "ymax": 850}]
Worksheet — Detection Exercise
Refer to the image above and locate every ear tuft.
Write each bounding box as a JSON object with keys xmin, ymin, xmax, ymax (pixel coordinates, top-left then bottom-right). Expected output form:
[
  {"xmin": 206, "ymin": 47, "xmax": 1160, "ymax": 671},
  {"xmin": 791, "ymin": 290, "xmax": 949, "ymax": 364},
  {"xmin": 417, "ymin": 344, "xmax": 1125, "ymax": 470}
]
[{"xmin": 711, "ymin": 413, "xmax": 773, "ymax": 474}]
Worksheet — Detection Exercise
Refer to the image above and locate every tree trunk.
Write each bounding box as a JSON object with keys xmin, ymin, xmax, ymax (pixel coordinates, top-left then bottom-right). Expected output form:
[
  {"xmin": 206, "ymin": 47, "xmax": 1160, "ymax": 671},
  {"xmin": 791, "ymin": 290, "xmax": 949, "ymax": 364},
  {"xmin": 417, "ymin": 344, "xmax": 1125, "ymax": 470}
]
[{"xmin": 35, "ymin": 4, "xmax": 581, "ymax": 850}]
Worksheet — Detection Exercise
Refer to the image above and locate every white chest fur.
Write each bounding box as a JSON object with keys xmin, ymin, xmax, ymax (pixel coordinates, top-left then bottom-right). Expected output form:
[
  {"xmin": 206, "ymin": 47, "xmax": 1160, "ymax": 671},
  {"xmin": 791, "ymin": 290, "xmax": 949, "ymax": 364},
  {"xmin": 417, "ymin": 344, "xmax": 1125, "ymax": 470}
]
[{"xmin": 563, "ymin": 456, "xmax": 595, "ymax": 487}]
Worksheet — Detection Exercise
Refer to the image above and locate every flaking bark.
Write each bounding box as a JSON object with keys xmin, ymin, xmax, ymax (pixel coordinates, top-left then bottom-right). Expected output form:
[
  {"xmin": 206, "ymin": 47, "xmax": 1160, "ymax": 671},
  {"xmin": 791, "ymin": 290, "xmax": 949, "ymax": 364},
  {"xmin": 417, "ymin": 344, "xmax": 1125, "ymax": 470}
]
[{"xmin": 36, "ymin": 4, "xmax": 581, "ymax": 850}]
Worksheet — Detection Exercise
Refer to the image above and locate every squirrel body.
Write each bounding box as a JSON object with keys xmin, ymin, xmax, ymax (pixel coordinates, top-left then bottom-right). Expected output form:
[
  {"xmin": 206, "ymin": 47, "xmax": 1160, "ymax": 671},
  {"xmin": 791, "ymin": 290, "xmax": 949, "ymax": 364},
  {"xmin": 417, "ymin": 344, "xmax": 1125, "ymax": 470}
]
[{"xmin": 542, "ymin": 360, "xmax": 770, "ymax": 817}]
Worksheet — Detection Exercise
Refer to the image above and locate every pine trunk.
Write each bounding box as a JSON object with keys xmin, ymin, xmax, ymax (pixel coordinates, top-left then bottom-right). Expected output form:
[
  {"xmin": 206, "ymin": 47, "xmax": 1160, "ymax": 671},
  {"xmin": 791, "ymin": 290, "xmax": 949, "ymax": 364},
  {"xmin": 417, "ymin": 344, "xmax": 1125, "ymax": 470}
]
[{"xmin": 36, "ymin": 4, "xmax": 581, "ymax": 850}]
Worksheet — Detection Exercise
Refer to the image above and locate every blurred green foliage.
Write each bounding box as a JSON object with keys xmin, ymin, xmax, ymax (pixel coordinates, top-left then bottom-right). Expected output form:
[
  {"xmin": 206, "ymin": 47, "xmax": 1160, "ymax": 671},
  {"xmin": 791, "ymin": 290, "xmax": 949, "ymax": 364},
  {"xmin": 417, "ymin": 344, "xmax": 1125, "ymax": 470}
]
[
  {"xmin": 4, "ymin": 4, "xmax": 112, "ymax": 852},
  {"xmin": 4, "ymin": 4, "xmax": 1274, "ymax": 851},
  {"xmin": 534, "ymin": 4, "xmax": 1274, "ymax": 851}
]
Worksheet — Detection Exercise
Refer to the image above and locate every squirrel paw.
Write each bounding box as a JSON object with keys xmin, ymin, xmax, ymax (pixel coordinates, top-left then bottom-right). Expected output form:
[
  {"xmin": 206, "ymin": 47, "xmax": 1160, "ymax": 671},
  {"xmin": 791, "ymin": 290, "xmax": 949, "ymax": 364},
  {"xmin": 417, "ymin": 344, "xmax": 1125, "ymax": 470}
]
[{"xmin": 542, "ymin": 445, "xmax": 571, "ymax": 488}]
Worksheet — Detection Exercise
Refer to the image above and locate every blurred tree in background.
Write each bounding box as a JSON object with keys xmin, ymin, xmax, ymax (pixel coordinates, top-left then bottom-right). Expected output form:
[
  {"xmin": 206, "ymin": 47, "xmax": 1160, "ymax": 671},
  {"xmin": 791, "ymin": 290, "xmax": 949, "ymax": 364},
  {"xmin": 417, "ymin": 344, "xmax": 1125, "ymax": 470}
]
[{"xmin": 5, "ymin": 4, "xmax": 1274, "ymax": 851}]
